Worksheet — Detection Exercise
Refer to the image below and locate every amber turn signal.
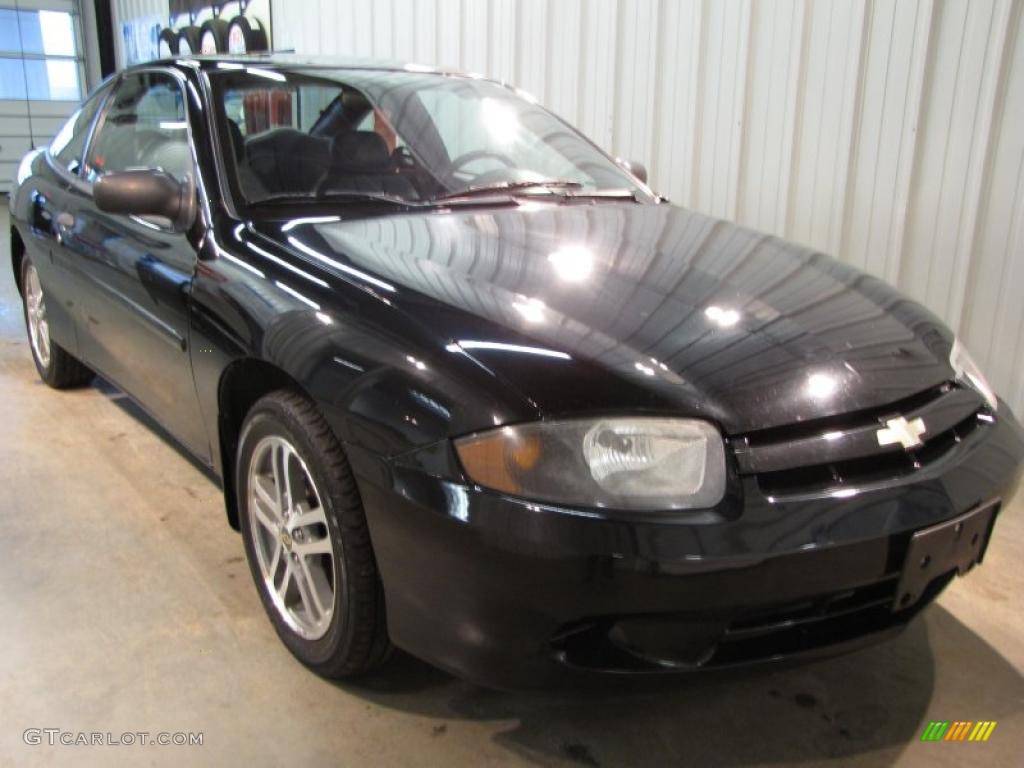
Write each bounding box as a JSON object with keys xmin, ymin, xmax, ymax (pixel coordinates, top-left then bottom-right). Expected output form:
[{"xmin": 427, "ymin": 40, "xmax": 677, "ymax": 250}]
[{"xmin": 455, "ymin": 428, "xmax": 542, "ymax": 495}]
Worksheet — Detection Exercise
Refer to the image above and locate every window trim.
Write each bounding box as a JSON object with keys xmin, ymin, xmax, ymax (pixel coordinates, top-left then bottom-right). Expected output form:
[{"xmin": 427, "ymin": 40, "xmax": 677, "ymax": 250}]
[
  {"xmin": 44, "ymin": 75, "xmax": 116, "ymax": 184},
  {"xmin": 76, "ymin": 75, "xmax": 118, "ymax": 177},
  {"xmin": 77, "ymin": 68, "xmax": 196, "ymax": 189},
  {"xmin": 197, "ymin": 69, "xmax": 242, "ymax": 221},
  {"xmin": 83, "ymin": 69, "xmax": 194, "ymax": 181}
]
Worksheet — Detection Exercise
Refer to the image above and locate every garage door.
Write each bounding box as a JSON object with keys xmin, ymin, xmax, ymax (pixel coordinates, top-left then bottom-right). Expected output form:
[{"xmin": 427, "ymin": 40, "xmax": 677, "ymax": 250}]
[{"xmin": 1, "ymin": 0, "xmax": 86, "ymax": 193}]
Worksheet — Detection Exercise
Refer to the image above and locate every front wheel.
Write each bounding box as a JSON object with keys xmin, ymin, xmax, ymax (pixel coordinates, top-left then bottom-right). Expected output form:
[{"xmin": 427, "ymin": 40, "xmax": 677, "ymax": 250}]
[
  {"xmin": 237, "ymin": 390, "xmax": 390, "ymax": 677},
  {"xmin": 21, "ymin": 256, "xmax": 93, "ymax": 388}
]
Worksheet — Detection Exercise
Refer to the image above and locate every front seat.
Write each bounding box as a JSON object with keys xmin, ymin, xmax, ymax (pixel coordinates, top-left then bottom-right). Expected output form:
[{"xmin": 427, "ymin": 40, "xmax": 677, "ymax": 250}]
[
  {"xmin": 245, "ymin": 128, "xmax": 330, "ymax": 195},
  {"xmin": 321, "ymin": 131, "xmax": 417, "ymax": 199}
]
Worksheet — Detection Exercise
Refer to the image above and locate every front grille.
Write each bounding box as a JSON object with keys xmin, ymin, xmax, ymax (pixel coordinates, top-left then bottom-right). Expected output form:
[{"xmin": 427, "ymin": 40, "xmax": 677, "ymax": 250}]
[
  {"xmin": 732, "ymin": 382, "xmax": 989, "ymax": 498},
  {"xmin": 549, "ymin": 571, "xmax": 951, "ymax": 672},
  {"xmin": 705, "ymin": 572, "xmax": 958, "ymax": 665},
  {"xmin": 710, "ymin": 576, "xmax": 908, "ymax": 664}
]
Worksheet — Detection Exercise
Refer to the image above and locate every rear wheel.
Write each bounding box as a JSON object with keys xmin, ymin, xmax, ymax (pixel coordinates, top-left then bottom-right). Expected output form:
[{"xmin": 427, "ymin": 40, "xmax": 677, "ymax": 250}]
[
  {"xmin": 21, "ymin": 257, "xmax": 93, "ymax": 389},
  {"xmin": 237, "ymin": 390, "xmax": 391, "ymax": 677}
]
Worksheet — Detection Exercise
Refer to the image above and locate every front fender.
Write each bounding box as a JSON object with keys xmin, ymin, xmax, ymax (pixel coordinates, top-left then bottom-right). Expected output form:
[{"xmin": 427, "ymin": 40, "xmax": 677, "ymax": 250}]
[{"xmin": 189, "ymin": 219, "xmax": 539, "ymax": 486}]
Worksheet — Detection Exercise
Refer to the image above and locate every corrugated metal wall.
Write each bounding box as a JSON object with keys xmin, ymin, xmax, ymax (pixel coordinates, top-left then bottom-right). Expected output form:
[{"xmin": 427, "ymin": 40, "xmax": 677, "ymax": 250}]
[
  {"xmin": 112, "ymin": 0, "xmax": 1024, "ymax": 415},
  {"xmin": 109, "ymin": 0, "xmax": 168, "ymax": 69}
]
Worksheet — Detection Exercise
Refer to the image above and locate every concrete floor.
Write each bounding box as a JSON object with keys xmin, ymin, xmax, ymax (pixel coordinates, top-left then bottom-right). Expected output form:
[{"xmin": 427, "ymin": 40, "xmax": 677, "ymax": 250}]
[{"xmin": 1, "ymin": 204, "xmax": 1022, "ymax": 768}]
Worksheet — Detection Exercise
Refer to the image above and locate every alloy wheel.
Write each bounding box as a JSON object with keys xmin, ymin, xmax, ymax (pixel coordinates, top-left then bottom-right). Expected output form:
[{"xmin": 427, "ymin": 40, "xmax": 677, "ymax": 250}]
[
  {"xmin": 24, "ymin": 264, "xmax": 51, "ymax": 369},
  {"xmin": 247, "ymin": 435, "xmax": 336, "ymax": 640}
]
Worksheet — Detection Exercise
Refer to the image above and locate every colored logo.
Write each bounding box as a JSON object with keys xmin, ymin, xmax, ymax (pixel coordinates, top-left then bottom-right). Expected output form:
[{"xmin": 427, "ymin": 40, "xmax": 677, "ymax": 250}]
[{"xmin": 920, "ymin": 721, "xmax": 996, "ymax": 742}]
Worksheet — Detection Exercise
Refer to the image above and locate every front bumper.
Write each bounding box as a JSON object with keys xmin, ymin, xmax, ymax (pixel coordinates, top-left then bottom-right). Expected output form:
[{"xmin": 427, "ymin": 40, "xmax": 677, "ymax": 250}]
[{"xmin": 350, "ymin": 406, "xmax": 1024, "ymax": 688}]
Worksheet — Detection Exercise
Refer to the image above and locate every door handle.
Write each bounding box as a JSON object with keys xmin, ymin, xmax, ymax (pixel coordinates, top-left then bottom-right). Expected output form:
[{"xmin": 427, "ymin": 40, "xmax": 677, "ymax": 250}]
[{"xmin": 55, "ymin": 211, "xmax": 75, "ymax": 244}]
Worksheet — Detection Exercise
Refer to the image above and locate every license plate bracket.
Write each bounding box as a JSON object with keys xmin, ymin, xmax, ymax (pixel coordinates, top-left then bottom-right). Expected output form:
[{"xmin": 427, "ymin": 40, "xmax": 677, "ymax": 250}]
[{"xmin": 893, "ymin": 500, "xmax": 998, "ymax": 612}]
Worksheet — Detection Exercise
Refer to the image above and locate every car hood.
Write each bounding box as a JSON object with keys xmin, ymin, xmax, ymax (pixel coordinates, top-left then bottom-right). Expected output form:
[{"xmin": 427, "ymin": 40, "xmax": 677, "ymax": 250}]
[{"xmin": 265, "ymin": 202, "xmax": 954, "ymax": 434}]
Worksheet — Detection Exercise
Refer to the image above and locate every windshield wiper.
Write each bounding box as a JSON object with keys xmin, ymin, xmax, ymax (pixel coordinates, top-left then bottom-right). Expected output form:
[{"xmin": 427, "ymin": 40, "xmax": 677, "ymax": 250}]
[
  {"xmin": 251, "ymin": 184, "xmax": 636, "ymax": 209},
  {"xmin": 251, "ymin": 191, "xmax": 418, "ymax": 207},
  {"xmin": 559, "ymin": 188, "xmax": 638, "ymax": 200},
  {"xmin": 431, "ymin": 180, "xmax": 584, "ymax": 202}
]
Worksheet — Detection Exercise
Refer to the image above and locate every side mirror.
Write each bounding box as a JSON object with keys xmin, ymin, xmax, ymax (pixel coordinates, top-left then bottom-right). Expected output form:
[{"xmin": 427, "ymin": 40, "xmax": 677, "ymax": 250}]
[
  {"xmin": 94, "ymin": 169, "xmax": 196, "ymax": 232},
  {"xmin": 616, "ymin": 158, "xmax": 648, "ymax": 185}
]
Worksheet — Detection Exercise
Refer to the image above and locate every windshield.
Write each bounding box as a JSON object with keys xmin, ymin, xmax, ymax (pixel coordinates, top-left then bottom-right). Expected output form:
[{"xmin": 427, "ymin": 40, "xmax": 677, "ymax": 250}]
[{"xmin": 209, "ymin": 66, "xmax": 646, "ymax": 206}]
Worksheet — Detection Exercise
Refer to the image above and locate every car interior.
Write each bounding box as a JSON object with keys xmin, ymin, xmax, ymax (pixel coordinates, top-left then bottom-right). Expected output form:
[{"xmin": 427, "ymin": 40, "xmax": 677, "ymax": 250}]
[
  {"xmin": 214, "ymin": 73, "xmax": 633, "ymax": 207},
  {"xmin": 224, "ymin": 83, "xmax": 432, "ymax": 202}
]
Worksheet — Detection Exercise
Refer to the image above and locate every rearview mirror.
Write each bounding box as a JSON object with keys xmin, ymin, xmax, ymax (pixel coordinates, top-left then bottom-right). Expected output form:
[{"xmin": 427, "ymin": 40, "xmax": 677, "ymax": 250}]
[
  {"xmin": 616, "ymin": 158, "xmax": 648, "ymax": 185},
  {"xmin": 94, "ymin": 169, "xmax": 196, "ymax": 232}
]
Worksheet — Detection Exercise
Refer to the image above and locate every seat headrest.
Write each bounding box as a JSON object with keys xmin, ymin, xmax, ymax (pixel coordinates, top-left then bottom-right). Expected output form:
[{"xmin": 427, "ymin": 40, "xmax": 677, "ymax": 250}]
[
  {"xmin": 246, "ymin": 127, "xmax": 329, "ymax": 161},
  {"xmin": 331, "ymin": 131, "xmax": 391, "ymax": 172}
]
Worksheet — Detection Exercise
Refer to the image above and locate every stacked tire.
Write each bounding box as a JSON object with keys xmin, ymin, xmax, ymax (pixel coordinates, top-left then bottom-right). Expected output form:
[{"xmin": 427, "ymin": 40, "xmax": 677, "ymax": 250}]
[{"xmin": 156, "ymin": 14, "xmax": 269, "ymax": 58}]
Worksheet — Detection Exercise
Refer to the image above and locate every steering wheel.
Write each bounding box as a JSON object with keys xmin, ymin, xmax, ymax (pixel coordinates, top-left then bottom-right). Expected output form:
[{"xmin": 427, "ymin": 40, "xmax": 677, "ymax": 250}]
[{"xmin": 444, "ymin": 149, "xmax": 515, "ymax": 184}]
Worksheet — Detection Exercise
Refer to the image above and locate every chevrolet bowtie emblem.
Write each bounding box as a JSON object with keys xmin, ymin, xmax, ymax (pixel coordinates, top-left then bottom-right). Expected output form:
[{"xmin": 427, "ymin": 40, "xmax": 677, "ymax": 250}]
[{"xmin": 877, "ymin": 416, "xmax": 927, "ymax": 449}]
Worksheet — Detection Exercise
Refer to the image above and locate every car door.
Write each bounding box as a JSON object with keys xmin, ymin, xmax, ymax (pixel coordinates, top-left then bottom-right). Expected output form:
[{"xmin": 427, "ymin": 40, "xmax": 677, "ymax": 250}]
[
  {"xmin": 58, "ymin": 69, "xmax": 210, "ymax": 462},
  {"xmin": 15, "ymin": 82, "xmax": 112, "ymax": 360}
]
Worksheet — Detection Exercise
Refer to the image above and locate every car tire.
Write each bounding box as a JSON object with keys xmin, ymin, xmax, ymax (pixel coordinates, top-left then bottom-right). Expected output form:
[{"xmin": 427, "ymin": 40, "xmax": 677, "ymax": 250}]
[
  {"xmin": 237, "ymin": 389, "xmax": 391, "ymax": 678},
  {"xmin": 177, "ymin": 26, "xmax": 202, "ymax": 55},
  {"xmin": 20, "ymin": 256, "xmax": 94, "ymax": 389},
  {"xmin": 199, "ymin": 18, "xmax": 229, "ymax": 54},
  {"xmin": 226, "ymin": 16, "xmax": 268, "ymax": 53},
  {"xmin": 157, "ymin": 28, "xmax": 179, "ymax": 57}
]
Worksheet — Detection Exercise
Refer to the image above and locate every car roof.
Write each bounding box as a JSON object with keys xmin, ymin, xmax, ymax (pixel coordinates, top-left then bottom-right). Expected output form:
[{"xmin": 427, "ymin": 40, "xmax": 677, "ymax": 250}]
[{"xmin": 143, "ymin": 53, "xmax": 500, "ymax": 84}]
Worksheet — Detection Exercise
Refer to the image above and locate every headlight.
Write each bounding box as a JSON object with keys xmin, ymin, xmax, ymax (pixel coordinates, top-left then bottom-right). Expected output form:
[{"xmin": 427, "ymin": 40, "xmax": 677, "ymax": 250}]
[
  {"xmin": 950, "ymin": 338, "xmax": 997, "ymax": 411},
  {"xmin": 454, "ymin": 417, "xmax": 726, "ymax": 510}
]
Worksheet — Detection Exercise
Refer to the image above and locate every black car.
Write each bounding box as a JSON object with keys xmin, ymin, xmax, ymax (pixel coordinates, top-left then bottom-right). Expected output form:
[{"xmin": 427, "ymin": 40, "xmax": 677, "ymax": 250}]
[{"xmin": 8, "ymin": 56, "xmax": 1023, "ymax": 688}]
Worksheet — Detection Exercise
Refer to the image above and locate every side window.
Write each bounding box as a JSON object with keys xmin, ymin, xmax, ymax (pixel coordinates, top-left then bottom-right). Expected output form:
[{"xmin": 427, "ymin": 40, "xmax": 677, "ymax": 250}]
[
  {"xmin": 85, "ymin": 72, "xmax": 191, "ymax": 184},
  {"xmin": 49, "ymin": 84, "xmax": 110, "ymax": 175}
]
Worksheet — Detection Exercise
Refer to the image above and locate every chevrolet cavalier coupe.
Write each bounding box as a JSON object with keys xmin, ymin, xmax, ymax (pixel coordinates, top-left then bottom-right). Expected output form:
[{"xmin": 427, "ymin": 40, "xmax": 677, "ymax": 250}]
[{"xmin": 9, "ymin": 55, "xmax": 1023, "ymax": 687}]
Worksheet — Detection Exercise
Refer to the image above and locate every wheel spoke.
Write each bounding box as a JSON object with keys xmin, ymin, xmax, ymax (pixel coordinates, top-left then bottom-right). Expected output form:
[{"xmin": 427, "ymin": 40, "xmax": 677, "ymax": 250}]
[
  {"xmin": 267, "ymin": 541, "xmax": 282, "ymax": 579},
  {"xmin": 275, "ymin": 560, "xmax": 293, "ymax": 600},
  {"xmin": 252, "ymin": 501, "xmax": 278, "ymax": 536},
  {"xmin": 288, "ymin": 503, "xmax": 326, "ymax": 531},
  {"xmin": 299, "ymin": 561, "xmax": 325, "ymax": 618},
  {"xmin": 292, "ymin": 560, "xmax": 321, "ymax": 620},
  {"xmin": 280, "ymin": 445, "xmax": 295, "ymax": 513},
  {"xmin": 293, "ymin": 536, "xmax": 332, "ymax": 556},
  {"xmin": 253, "ymin": 476, "xmax": 281, "ymax": 522},
  {"xmin": 270, "ymin": 443, "xmax": 286, "ymax": 512}
]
